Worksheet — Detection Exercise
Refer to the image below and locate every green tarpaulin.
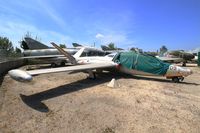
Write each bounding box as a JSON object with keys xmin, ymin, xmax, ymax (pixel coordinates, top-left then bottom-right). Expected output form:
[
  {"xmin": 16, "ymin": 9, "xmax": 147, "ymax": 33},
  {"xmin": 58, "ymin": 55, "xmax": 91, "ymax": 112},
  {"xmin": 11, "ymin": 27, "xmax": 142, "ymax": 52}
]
[{"xmin": 113, "ymin": 52, "xmax": 170, "ymax": 75}]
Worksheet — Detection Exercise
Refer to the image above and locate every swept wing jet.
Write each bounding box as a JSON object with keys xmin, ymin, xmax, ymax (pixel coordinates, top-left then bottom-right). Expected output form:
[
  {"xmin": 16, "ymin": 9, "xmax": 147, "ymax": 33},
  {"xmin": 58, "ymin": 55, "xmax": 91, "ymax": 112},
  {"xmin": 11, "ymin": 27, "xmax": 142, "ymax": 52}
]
[
  {"xmin": 156, "ymin": 50, "xmax": 195, "ymax": 66},
  {"xmin": 9, "ymin": 43, "xmax": 192, "ymax": 83},
  {"xmin": 21, "ymin": 37, "xmax": 107, "ymax": 66}
]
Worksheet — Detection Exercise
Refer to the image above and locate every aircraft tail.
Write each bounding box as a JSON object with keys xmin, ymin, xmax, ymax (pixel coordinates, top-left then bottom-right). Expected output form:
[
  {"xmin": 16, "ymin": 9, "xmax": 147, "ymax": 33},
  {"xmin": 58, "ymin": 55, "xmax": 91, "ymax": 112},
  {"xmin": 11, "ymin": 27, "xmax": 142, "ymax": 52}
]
[
  {"xmin": 72, "ymin": 43, "xmax": 83, "ymax": 47},
  {"xmin": 73, "ymin": 47, "xmax": 85, "ymax": 58},
  {"xmin": 21, "ymin": 37, "xmax": 49, "ymax": 50},
  {"xmin": 51, "ymin": 42, "xmax": 77, "ymax": 65}
]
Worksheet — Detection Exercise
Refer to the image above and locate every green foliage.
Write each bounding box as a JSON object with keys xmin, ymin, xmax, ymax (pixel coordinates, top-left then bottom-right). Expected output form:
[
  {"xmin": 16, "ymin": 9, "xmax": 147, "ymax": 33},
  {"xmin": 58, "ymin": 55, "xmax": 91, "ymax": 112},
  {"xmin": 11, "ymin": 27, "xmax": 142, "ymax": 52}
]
[
  {"xmin": 15, "ymin": 47, "xmax": 22, "ymax": 53},
  {"xmin": 0, "ymin": 36, "xmax": 22, "ymax": 57},
  {"xmin": 160, "ymin": 45, "xmax": 168, "ymax": 54},
  {"xmin": 0, "ymin": 37, "xmax": 14, "ymax": 52},
  {"xmin": 130, "ymin": 47, "xmax": 137, "ymax": 52},
  {"xmin": 144, "ymin": 51, "xmax": 158, "ymax": 56},
  {"xmin": 130, "ymin": 47, "xmax": 143, "ymax": 53},
  {"xmin": 59, "ymin": 44, "xmax": 66, "ymax": 48},
  {"xmin": 107, "ymin": 42, "xmax": 116, "ymax": 50}
]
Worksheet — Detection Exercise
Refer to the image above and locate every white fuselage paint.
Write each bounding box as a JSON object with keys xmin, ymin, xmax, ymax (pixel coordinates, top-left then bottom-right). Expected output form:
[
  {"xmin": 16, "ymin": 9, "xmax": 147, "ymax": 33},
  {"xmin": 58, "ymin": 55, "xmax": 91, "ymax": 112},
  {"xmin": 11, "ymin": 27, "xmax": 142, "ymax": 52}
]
[
  {"xmin": 75, "ymin": 55, "xmax": 192, "ymax": 78},
  {"xmin": 8, "ymin": 53, "xmax": 193, "ymax": 82},
  {"xmin": 165, "ymin": 65, "xmax": 192, "ymax": 77}
]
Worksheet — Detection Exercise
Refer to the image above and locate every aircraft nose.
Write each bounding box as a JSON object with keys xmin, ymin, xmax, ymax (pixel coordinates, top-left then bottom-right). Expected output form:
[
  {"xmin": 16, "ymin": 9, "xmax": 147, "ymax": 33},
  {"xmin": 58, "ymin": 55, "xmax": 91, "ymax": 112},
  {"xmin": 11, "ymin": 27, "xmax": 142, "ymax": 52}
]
[{"xmin": 182, "ymin": 68, "xmax": 193, "ymax": 76}]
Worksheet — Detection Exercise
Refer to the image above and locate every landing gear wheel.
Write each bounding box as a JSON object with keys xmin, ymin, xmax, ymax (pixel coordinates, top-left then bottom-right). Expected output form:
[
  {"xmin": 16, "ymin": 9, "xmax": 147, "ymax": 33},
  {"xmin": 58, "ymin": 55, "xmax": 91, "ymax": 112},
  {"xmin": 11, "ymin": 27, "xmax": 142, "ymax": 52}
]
[
  {"xmin": 172, "ymin": 77, "xmax": 180, "ymax": 83},
  {"xmin": 92, "ymin": 73, "xmax": 96, "ymax": 79},
  {"xmin": 51, "ymin": 63, "xmax": 57, "ymax": 68},
  {"xmin": 182, "ymin": 62, "xmax": 186, "ymax": 67},
  {"xmin": 180, "ymin": 77, "xmax": 184, "ymax": 81},
  {"xmin": 88, "ymin": 70, "xmax": 96, "ymax": 79},
  {"xmin": 60, "ymin": 62, "xmax": 65, "ymax": 66},
  {"xmin": 172, "ymin": 77, "xmax": 184, "ymax": 83}
]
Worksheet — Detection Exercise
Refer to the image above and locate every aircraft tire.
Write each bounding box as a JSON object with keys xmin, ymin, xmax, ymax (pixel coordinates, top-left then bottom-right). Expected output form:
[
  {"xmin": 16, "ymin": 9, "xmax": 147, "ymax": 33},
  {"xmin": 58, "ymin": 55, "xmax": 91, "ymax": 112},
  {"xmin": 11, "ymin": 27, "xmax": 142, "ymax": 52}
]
[
  {"xmin": 60, "ymin": 62, "xmax": 65, "ymax": 66},
  {"xmin": 182, "ymin": 62, "xmax": 186, "ymax": 67},
  {"xmin": 51, "ymin": 63, "xmax": 57, "ymax": 68},
  {"xmin": 172, "ymin": 77, "xmax": 180, "ymax": 83},
  {"xmin": 180, "ymin": 77, "xmax": 184, "ymax": 81},
  {"xmin": 90, "ymin": 73, "xmax": 96, "ymax": 80}
]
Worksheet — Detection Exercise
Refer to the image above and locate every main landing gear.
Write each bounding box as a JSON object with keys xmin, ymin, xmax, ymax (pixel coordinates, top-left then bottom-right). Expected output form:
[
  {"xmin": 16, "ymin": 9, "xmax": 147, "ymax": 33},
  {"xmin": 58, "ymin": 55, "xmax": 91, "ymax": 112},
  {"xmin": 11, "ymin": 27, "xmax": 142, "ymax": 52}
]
[
  {"xmin": 171, "ymin": 76, "xmax": 184, "ymax": 83},
  {"xmin": 87, "ymin": 70, "xmax": 96, "ymax": 79}
]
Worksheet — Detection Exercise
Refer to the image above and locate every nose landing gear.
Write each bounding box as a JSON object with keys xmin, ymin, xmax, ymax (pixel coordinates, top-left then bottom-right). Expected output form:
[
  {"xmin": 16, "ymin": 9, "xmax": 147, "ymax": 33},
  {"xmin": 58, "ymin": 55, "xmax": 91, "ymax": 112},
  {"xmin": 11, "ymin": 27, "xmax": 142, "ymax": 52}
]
[{"xmin": 171, "ymin": 76, "xmax": 184, "ymax": 83}]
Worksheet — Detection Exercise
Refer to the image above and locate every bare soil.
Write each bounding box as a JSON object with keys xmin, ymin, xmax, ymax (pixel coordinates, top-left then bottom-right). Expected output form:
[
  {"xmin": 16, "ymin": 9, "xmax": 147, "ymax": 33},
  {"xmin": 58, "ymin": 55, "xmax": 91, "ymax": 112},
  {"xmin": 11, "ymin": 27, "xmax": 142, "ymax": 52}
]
[{"xmin": 0, "ymin": 65, "xmax": 200, "ymax": 133}]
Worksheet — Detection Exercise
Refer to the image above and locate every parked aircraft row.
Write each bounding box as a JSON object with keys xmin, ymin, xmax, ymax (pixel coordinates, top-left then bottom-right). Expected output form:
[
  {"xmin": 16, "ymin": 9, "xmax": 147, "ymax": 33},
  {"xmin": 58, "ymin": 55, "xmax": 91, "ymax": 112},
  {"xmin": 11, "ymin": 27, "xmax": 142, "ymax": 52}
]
[
  {"xmin": 9, "ymin": 42, "xmax": 193, "ymax": 83},
  {"xmin": 21, "ymin": 37, "xmax": 108, "ymax": 67},
  {"xmin": 156, "ymin": 50, "xmax": 197, "ymax": 66},
  {"xmin": 21, "ymin": 37, "xmax": 198, "ymax": 67}
]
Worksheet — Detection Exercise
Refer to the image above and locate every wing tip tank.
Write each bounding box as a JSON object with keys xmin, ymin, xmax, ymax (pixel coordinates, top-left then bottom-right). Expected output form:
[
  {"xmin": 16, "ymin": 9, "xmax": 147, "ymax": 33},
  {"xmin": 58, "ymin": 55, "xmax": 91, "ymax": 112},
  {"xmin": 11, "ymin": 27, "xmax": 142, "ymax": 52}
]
[{"xmin": 8, "ymin": 69, "xmax": 32, "ymax": 82}]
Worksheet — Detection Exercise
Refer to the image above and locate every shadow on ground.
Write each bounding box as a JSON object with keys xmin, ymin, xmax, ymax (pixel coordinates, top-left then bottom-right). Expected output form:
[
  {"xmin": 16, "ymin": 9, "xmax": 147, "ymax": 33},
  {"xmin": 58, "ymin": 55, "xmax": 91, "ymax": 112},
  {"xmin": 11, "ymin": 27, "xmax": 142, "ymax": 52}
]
[
  {"xmin": 0, "ymin": 76, "xmax": 4, "ymax": 87},
  {"xmin": 20, "ymin": 72, "xmax": 199, "ymax": 113}
]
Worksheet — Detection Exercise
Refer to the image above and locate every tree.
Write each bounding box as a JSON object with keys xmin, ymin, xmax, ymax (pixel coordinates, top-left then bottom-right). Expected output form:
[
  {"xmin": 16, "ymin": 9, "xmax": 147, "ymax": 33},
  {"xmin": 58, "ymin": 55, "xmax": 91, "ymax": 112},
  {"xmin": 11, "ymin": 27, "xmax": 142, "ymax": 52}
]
[
  {"xmin": 144, "ymin": 51, "xmax": 158, "ymax": 56},
  {"xmin": 15, "ymin": 47, "xmax": 21, "ymax": 54},
  {"xmin": 0, "ymin": 37, "xmax": 22, "ymax": 57},
  {"xmin": 130, "ymin": 47, "xmax": 137, "ymax": 52},
  {"xmin": 59, "ymin": 44, "xmax": 66, "ymax": 48},
  {"xmin": 0, "ymin": 37, "xmax": 14, "ymax": 52},
  {"xmin": 11, "ymin": 47, "xmax": 22, "ymax": 57},
  {"xmin": 130, "ymin": 47, "xmax": 143, "ymax": 53},
  {"xmin": 160, "ymin": 45, "xmax": 168, "ymax": 54},
  {"xmin": 107, "ymin": 42, "xmax": 116, "ymax": 50}
]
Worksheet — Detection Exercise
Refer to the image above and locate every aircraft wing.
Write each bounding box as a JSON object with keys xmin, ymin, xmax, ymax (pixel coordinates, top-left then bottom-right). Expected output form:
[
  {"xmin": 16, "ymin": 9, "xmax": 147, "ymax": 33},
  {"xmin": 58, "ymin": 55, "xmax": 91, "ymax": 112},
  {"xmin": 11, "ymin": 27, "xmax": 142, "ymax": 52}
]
[
  {"xmin": 28, "ymin": 62, "xmax": 115, "ymax": 75},
  {"xmin": 22, "ymin": 55, "xmax": 65, "ymax": 59},
  {"xmin": 8, "ymin": 62, "xmax": 116, "ymax": 82},
  {"xmin": 157, "ymin": 57, "xmax": 183, "ymax": 63}
]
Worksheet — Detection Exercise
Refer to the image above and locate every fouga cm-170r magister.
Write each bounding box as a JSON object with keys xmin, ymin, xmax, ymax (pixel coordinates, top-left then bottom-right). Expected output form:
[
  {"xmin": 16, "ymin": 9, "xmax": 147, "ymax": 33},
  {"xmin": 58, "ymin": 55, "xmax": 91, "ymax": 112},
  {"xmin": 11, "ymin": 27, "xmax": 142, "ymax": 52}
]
[{"xmin": 8, "ymin": 42, "xmax": 192, "ymax": 83}]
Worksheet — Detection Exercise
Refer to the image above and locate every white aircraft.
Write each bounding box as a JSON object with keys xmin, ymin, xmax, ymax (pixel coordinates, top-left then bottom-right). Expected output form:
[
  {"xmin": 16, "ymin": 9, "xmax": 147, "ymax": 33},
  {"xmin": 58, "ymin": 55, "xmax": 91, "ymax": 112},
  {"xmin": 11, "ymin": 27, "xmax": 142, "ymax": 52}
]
[
  {"xmin": 8, "ymin": 43, "xmax": 193, "ymax": 83},
  {"xmin": 21, "ymin": 37, "xmax": 107, "ymax": 67},
  {"xmin": 156, "ymin": 50, "xmax": 196, "ymax": 66}
]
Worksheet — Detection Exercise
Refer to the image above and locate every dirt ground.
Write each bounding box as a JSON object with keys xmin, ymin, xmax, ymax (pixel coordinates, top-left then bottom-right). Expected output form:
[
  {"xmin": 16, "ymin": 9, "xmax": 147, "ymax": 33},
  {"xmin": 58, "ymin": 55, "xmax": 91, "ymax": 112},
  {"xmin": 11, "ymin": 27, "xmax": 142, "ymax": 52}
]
[{"xmin": 0, "ymin": 65, "xmax": 200, "ymax": 133}]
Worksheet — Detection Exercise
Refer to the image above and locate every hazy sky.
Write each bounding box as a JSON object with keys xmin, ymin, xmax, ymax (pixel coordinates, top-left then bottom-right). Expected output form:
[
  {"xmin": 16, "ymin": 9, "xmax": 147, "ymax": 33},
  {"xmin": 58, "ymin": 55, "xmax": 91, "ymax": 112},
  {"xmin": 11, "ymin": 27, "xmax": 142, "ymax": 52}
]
[{"xmin": 0, "ymin": 0, "xmax": 200, "ymax": 51}]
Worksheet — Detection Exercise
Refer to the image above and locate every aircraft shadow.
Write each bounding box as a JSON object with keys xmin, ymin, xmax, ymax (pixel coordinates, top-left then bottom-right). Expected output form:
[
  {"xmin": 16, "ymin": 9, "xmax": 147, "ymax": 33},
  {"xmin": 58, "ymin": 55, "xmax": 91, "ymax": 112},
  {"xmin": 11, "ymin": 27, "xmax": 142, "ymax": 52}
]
[
  {"xmin": 20, "ymin": 72, "xmax": 199, "ymax": 113},
  {"xmin": 20, "ymin": 72, "xmax": 122, "ymax": 113},
  {"xmin": 0, "ymin": 76, "xmax": 5, "ymax": 87}
]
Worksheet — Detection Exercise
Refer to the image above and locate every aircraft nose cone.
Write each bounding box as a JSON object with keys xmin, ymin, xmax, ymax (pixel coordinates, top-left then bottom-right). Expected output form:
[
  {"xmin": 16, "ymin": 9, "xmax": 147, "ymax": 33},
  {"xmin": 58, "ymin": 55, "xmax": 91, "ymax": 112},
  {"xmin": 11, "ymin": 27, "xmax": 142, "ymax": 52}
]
[{"xmin": 183, "ymin": 68, "xmax": 193, "ymax": 76}]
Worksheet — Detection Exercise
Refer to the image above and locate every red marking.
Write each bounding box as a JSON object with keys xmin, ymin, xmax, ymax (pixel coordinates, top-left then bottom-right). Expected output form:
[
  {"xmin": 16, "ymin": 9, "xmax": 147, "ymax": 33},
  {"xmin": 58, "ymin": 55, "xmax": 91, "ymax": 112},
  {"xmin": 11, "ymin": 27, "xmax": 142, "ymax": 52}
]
[
  {"xmin": 116, "ymin": 64, "xmax": 121, "ymax": 69},
  {"xmin": 170, "ymin": 66, "xmax": 177, "ymax": 71}
]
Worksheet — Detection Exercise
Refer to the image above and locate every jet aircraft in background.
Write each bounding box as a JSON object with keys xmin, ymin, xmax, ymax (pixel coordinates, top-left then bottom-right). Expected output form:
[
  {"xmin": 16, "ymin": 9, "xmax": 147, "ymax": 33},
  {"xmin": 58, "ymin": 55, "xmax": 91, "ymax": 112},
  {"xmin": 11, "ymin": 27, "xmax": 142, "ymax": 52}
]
[
  {"xmin": 156, "ymin": 50, "xmax": 195, "ymax": 66},
  {"xmin": 21, "ymin": 37, "xmax": 107, "ymax": 67},
  {"xmin": 101, "ymin": 45, "xmax": 125, "ymax": 54}
]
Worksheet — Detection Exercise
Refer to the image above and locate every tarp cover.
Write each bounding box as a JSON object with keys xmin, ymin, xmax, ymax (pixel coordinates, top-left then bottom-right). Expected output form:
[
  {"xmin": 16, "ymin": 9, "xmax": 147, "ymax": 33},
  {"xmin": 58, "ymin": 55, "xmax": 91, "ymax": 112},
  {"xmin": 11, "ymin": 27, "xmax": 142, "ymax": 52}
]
[{"xmin": 113, "ymin": 52, "xmax": 170, "ymax": 75}]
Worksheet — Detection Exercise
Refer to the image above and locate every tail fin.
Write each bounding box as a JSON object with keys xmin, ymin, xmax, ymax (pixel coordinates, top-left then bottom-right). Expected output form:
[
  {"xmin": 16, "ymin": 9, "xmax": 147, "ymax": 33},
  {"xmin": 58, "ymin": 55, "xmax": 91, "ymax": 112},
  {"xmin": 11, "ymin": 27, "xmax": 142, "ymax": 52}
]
[
  {"xmin": 72, "ymin": 43, "xmax": 83, "ymax": 47},
  {"xmin": 73, "ymin": 47, "xmax": 85, "ymax": 58},
  {"xmin": 51, "ymin": 42, "xmax": 77, "ymax": 65},
  {"xmin": 21, "ymin": 37, "xmax": 49, "ymax": 50}
]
